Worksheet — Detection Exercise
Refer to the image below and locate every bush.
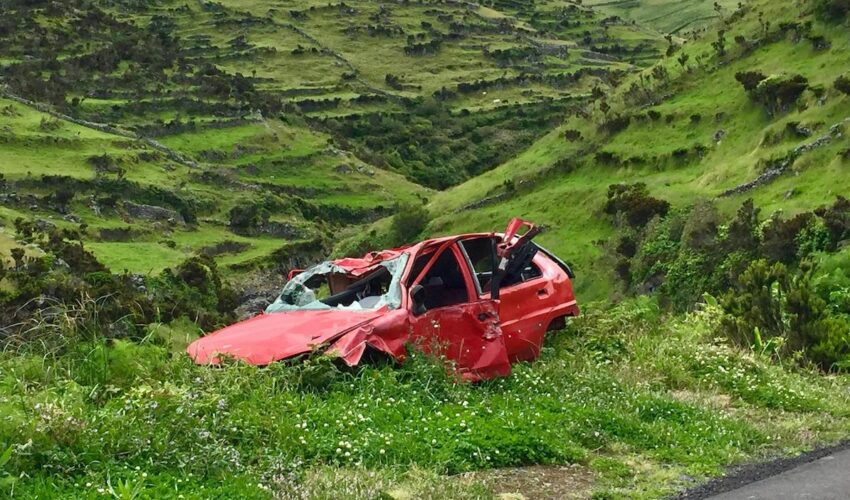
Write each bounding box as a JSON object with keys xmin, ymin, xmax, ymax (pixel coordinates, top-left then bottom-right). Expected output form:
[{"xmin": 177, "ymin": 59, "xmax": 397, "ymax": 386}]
[
  {"xmin": 834, "ymin": 75, "xmax": 850, "ymax": 96},
  {"xmin": 720, "ymin": 259, "xmax": 850, "ymax": 370},
  {"xmin": 760, "ymin": 212, "xmax": 814, "ymax": 263},
  {"xmin": 750, "ymin": 75, "xmax": 809, "ymax": 115},
  {"xmin": 815, "ymin": 196, "xmax": 850, "ymax": 248},
  {"xmin": 604, "ymin": 183, "xmax": 670, "ymax": 228},
  {"xmin": 598, "ymin": 115, "xmax": 631, "ymax": 135},
  {"xmin": 229, "ymin": 203, "xmax": 269, "ymax": 233},
  {"xmin": 818, "ymin": 0, "xmax": 850, "ymax": 20},
  {"xmin": 389, "ymin": 203, "xmax": 430, "ymax": 246},
  {"xmin": 735, "ymin": 71, "xmax": 767, "ymax": 92}
]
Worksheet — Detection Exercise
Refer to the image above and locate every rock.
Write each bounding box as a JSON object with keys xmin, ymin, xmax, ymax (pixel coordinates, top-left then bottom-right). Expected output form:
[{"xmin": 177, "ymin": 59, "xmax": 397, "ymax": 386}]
[
  {"xmin": 713, "ymin": 129, "xmax": 727, "ymax": 143},
  {"xmin": 355, "ymin": 165, "xmax": 375, "ymax": 177},
  {"xmin": 124, "ymin": 201, "xmax": 185, "ymax": 225},
  {"xmin": 34, "ymin": 219, "xmax": 56, "ymax": 233},
  {"xmin": 63, "ymin": 214, "xmax": 81, "ymax": 223},
  {"xmin": 334, "ymin": 164, "xmax": 353, "ymax": 174}
]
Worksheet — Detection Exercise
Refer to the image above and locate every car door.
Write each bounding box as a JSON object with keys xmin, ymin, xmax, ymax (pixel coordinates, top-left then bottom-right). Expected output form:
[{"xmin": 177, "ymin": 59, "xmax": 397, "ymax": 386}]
[
  {"xmin": 459, "ymin": 220, "xmax": 554, "ymax": 362},
  {"xmin": 407, "ymin": 241, "xmax": 511, "ymax": 380},
  {"xmin": 496, "ymin": 254, "xmax": 553, "ymax": 362}
]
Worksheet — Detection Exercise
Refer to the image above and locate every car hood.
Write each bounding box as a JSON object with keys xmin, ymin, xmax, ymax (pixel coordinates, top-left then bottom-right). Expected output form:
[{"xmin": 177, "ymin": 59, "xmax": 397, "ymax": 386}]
[{"xmin": 187, "ymin": 309, "xmax": 385, "ymax": 365}]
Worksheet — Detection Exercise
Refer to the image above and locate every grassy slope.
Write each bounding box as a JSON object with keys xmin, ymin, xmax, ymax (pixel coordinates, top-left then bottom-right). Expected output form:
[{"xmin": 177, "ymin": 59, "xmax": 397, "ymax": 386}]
[
  {"xmin": 586, "ymin": 0, "xmax": 742, "ymax": 33},
  {"xmin": 0, "ymin": 0, "xmax": 666, "ymax": 277},
  {"xmin": 425, "ymin": 0, "xmax": 850, "ymax": 301}
]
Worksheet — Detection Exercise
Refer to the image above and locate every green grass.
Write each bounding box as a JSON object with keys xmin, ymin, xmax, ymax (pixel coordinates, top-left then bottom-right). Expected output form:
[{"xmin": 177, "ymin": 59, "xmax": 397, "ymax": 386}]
[
  {"xmin": 3, "ymin": 299, "xmax": 850, "ymax": 498},
  {"xmin": 85, "ymin": 242, "xmax": 189, "ymax": 274}
]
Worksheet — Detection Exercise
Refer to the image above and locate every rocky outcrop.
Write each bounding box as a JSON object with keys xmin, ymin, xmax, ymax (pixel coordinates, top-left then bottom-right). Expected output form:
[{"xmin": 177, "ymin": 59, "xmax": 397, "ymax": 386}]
[{"xmin": 124, "ymin": 202, "xmax": 185, "ymax": 225}]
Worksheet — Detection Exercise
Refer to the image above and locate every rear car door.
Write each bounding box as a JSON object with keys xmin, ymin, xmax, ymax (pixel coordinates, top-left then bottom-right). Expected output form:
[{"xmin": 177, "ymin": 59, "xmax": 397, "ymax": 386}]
[
  {"xmin": 460, "ymin": 236, "xmax": 554, "ymax": 361},
  {"xmin": 407, "ymin": 242, "xmax": 511, "ymax": 380}
]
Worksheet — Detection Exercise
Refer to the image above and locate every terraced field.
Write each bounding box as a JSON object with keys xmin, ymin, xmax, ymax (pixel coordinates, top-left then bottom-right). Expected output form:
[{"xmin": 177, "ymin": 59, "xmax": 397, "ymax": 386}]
[
  {"xmin": 586, "ymin": 0, "xmax": 742, "ymax": 33},
  {"xmin": 0, "ymin": 0, "xmax": 666, "ymax": 276}
]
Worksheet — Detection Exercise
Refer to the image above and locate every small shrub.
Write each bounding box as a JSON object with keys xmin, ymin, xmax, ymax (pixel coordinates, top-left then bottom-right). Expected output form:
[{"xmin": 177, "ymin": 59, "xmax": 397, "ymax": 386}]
[
  {"xmin": 389, "ymin": 203, "xmax": 429, "ymax": 246},
  {"xmin": 817, "ymin": 0, "xmax": 850, "ymax": 20},
  {"xmin": 604, "ymin": 183, "xmax": 671, "ymax": 228},
  {"xmin": 750, "ymin": 75, "xmax": 809, "ymax": 115},
  {"xmin": 761, "ymin": 212, "xmax": 814, "ymax": 264},
  {"xmin": 735, "ymin": 71, "xmax": 767, "ymax": 92},
  {"xmin": 598, "ymin": 115, "xmax": 631, "ymax": 135},
  {"xmin": 562, "ymin": 129, "xmax": 582, "ymax": 141},
  {"xmin": 720, "ymin": 259, "xmax": 850, "ymax": 370},
  {"xmin": 834, "ymin": 75, "xmax": 850, "ymax": 96}
]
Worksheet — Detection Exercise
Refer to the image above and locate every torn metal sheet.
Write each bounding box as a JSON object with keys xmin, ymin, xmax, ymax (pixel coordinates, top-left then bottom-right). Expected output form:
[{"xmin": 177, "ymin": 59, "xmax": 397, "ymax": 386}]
[{"xmin": 188, "ymin": 218, "xmax": 579, "ymax": 380}]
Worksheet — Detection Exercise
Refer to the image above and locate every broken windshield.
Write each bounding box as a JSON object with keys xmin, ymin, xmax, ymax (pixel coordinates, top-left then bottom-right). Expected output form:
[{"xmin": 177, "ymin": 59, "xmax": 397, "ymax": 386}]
[{"xmin": 265, "ymin": 254, "xmax": 409, "ymax": 313}]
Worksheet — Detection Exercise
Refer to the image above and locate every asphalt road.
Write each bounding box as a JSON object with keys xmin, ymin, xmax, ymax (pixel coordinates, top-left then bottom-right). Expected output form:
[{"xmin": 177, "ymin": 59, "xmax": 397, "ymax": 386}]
[
  {"xmin": 674, "ymin": 441, "xmax": 850, "ymax": 500},
  {"xmin": 707, "ymin": 448, "xmax": 850, "ymax": 500}
]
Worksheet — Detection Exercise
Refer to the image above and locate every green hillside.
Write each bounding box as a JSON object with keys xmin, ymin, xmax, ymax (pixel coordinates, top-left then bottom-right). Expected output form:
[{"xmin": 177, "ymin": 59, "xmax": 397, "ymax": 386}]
[
  {"xmin": 424, "ymin": 0, "xmax": 850, "ymax": 300},
  {"xmin": 0, "ymin": 0, "xmax": 666, "ymax": 274}
]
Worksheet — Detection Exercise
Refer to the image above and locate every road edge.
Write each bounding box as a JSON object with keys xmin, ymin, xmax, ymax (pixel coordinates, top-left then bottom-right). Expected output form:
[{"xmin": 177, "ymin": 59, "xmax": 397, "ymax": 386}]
[{"xmin": 670, "ymin": 439, "xmax": 850, "ymax": 499}]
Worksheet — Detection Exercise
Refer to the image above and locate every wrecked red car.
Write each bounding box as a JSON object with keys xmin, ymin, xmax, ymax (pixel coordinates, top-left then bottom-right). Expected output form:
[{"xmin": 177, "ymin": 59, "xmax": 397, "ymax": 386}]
[{"xmin": 187, "ymin": 218, "xmax": 579, "ymax": 380}]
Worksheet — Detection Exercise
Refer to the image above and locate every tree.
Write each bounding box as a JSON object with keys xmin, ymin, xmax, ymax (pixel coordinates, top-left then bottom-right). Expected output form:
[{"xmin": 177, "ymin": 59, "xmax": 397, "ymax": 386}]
[
  {"xmin": 677, "ymin": 53, "xmax": 690, "ymax": 70},
  {"xmin": 736, "ymin": 73, "xmax": 808, "ymax": 115},
  {"xmin": 712, "ymin": 30, "xmax": 727, "ymax": 57},
  {"xmin": 604, "ymin": 183, "xmax": 670, "ymax": 228},
  {"xmin": 751, "ymin": 75, "xmax": 809, "ymax": 114}
]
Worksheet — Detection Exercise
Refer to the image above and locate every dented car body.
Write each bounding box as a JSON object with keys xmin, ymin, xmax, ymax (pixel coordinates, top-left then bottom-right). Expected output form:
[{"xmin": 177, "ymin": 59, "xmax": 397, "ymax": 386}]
[{"xmin": 187, "ymin": 218, "xmax": 579, "ymax": 380}]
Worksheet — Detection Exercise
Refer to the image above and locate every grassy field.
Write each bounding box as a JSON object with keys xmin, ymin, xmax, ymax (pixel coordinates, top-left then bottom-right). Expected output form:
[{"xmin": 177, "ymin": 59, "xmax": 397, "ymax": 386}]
[
  {"xmin": 585, "ymin": 0, "xmax": 742, "ymax": 34},
  {"xmin": 0, "ymin": 0, "xmax": 667, "ymax": 276}
]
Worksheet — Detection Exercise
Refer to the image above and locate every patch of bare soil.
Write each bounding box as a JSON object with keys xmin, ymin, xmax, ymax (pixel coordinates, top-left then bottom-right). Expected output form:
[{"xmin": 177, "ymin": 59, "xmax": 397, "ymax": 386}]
[{"xmin": 464, "ymin": 464, "xmax": 596, "ymax": 499}]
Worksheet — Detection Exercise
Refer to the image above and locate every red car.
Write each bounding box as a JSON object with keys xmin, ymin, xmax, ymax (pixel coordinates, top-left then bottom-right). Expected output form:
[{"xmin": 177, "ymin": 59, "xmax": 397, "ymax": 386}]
[{"xmin": 187, "ymin": 218, "xmax": 579, "ymax": 380}]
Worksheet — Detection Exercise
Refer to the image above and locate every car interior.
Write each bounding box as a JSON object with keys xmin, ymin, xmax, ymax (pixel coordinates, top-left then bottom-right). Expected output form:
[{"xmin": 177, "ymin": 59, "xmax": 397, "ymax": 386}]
[
  {"xmin": 407, "ymin": 246, "xmax": 471, "ymax": 311},
  {"xmin": 460, "ymin": 237, "xmax": 542, "ymax": 292},
  {"xmin": 299, "ymin": 267, "xmax": 392, "ymax": 309}
]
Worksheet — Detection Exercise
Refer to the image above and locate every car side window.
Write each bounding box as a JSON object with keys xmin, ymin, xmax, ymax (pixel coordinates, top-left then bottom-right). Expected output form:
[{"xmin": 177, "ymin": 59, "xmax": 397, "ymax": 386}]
[
  {"xmin": 410, "ymin": 245, "xmax": 471, "ymax": 311},
  {"xmin": 461, "ymin": 237, "xmax": 543, "ymax": 292},
  {"xmin": 460, "ymin": 237, "xmax": 497, "ymax": 292},
  {"xmin": 501, "ymin": 260, "xmax": 542, "ymax": 287}
]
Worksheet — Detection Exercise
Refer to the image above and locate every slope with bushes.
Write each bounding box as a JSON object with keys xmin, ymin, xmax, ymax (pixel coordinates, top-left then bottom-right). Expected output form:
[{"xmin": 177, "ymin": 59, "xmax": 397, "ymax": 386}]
[{"xmin": 421, "ymin": 0, "xmax": 850, "ymax": 301}]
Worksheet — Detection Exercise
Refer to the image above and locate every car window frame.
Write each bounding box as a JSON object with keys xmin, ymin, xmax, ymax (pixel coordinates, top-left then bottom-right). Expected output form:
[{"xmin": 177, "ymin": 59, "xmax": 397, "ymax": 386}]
[
  {"xmin": 407, "ymin": 240, "xmax": 479, "ymax": 311},
  {"xmin": 459, "ymin": 235, "xmax": 546, "ymax": 297}
]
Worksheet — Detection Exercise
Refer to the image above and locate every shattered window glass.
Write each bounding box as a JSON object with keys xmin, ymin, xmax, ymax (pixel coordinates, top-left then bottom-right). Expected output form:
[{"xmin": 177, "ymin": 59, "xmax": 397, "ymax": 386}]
[{"xmin": 265, "ymin": 254, "xmax": 409, "ymax": 313}]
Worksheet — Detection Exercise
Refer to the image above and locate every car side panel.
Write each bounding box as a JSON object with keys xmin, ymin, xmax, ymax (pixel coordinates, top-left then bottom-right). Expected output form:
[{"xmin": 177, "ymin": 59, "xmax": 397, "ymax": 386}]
[{"xmin": 497, "ymin": 253, "xmax": 578, "ymax": 362}]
